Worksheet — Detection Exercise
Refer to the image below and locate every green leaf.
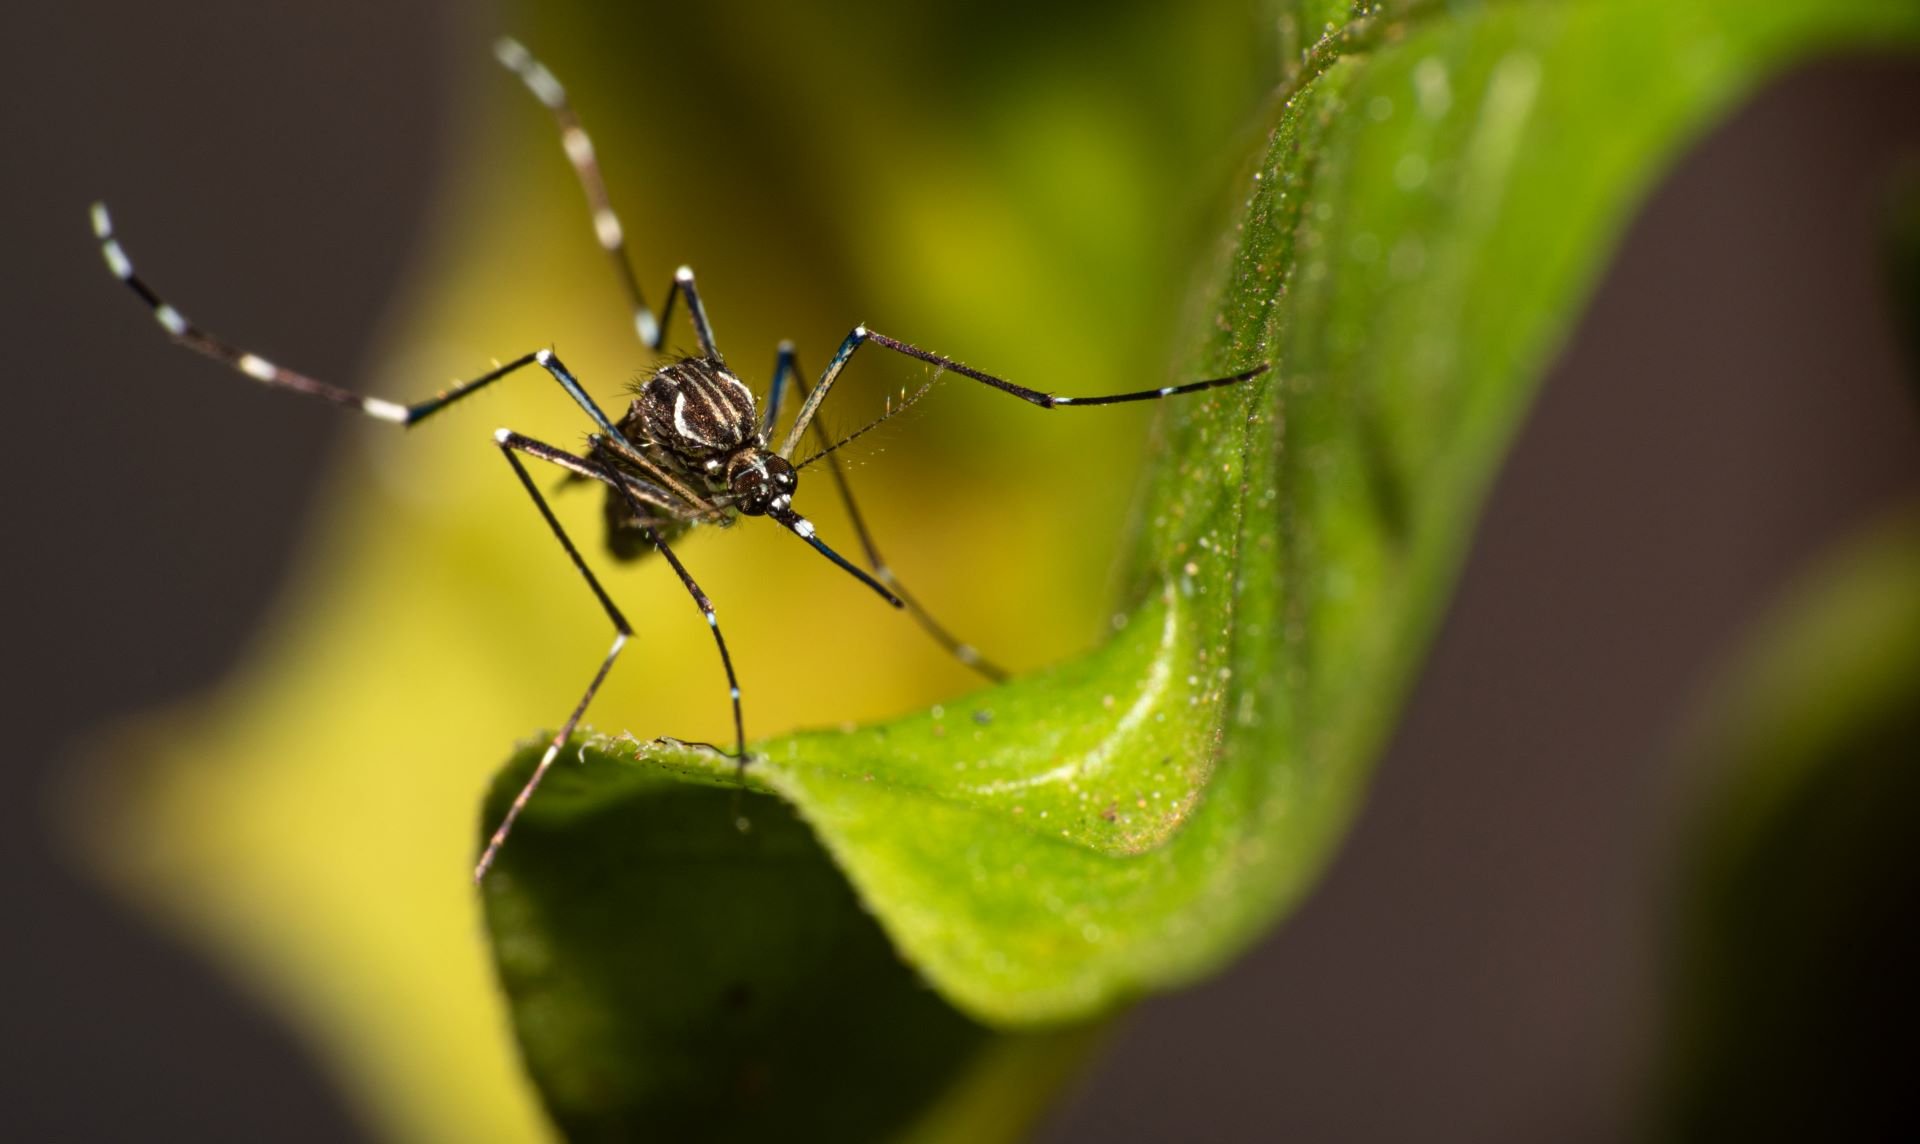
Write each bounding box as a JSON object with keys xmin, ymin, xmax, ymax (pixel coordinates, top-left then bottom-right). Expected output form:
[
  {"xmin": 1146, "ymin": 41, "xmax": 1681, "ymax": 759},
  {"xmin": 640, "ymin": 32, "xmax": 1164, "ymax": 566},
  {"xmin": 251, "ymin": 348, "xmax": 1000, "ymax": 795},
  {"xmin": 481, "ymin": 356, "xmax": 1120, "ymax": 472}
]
[
  {"xmin": 1657, "ymin": 509, "xmax": 1920, "ymax": 1137},
  {"xmin": 479, "ymin": 2, "xmax": 1920, "ymax": 1132},
  {"xmin": 480, "ymin": 761, "xmax": 1104, "ymax": 1141}
]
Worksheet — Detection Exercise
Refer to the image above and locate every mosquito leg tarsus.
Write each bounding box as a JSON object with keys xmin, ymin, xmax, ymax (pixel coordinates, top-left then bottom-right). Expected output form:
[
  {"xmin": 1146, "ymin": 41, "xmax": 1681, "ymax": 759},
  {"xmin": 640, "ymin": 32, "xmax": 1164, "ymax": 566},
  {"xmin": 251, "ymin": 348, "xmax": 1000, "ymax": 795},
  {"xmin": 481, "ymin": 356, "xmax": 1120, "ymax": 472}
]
[
  {"xmin": 769, "ymin": 342, "xmax": 1007, "ymax": 681},
  {"xmin": 91, "ymin": 203, "xmax": 645, "ymax": 435},
  {"xmin": 495, "ymin": 38, "xmax": 721, "ymax": 361},
  {"xmin": 777, "ymin": 324, "xmax": 1269, "ymax": 458}
]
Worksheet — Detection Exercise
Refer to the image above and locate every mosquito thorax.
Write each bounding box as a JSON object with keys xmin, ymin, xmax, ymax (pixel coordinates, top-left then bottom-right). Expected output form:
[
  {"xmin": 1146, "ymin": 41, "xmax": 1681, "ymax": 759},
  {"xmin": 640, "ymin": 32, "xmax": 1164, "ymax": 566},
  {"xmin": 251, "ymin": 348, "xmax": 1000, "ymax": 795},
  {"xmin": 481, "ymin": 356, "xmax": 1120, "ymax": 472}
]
[
  {"xmin": 724, "ymin": 449, "xmax": 796, "ymax": 516},
  {"xmin": 635, "ymin": 355, "xmax": 758, "ymax": 461}
]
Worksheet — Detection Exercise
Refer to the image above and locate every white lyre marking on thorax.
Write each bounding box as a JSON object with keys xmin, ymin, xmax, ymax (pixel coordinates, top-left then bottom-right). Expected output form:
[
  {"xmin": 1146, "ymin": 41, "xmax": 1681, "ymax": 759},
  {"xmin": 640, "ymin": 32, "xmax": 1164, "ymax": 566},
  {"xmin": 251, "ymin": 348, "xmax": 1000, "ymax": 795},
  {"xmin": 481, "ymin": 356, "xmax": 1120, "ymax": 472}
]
[
  {"xmin": 723, "ymin": 371, "xmax": 754, "ymax": 407},
  {"xmin": 673, "ymin": 390, "xmax": 694, "ymax": 440}
]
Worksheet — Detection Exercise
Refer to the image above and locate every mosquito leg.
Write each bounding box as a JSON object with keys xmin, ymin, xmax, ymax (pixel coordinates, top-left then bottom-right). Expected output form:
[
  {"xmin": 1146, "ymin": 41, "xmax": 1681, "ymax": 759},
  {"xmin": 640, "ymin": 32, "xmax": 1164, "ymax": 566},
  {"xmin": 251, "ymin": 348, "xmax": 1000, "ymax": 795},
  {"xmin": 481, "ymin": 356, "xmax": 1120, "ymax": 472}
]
[
  {"xmin": 777, "ymin": 324, "xmax": 1269, "ymax": 457},
  {"xmin": 90, "ymin": 203, "xmax": 642, "ymax": 438},
  {"xmin": 760, "ymin": 339, "xmax": 797, "ymax": 439},
  {"xmin": 656, "ymin": 267, "xmax": 721, "ymax": 360},
  {"xmin": 503, "ymin": 429, "xmax": 750, "ymax": 782},
  {"xmin": 412, "ymin": 348, "xmax": 627, "ymax": 435},
  {"xmin": 768, "ymin": 342, "xmax": 1007, "ymax": 681},
  {"xmin": 493, "ymin": 37, "xmax": 659, "ymax": 348},
  {"xmin": 494, "ymin": 430, "xmax": 694, "ymax": 520},
  {"xmin": 475, "ymin": 432, "xmax": 637, "ymax": 883},
  {"xmin": 637, "ymin": 523, "xmax": 748, "ymax": 776},
  {"xmin": 494, "ymin": 38, "xmax": 721, "ymax": 361}
]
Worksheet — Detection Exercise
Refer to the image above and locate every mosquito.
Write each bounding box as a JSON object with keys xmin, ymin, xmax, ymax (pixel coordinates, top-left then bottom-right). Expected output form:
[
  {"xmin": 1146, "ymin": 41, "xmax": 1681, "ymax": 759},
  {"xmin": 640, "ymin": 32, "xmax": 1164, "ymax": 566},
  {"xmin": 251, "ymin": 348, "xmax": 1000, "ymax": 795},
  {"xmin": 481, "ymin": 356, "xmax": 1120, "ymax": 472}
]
[{"xmin": 92, "ymin": 37, "xmax": 1270, "ymax": 882}]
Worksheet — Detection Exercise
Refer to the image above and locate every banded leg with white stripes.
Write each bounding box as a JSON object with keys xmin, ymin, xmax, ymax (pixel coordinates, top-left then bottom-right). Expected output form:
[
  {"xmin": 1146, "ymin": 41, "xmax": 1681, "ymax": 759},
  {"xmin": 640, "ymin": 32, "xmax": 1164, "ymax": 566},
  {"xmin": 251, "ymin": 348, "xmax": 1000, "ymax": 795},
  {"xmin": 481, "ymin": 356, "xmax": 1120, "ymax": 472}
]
[
  {"xmin": 768, "ymin": 342, "xmax": 1008, "ymax": 682},
  {"xmin": 778, "ymin": 325, "xmax": 1271, "ymax": 459},
  {"xmin": 495, "ymin": 37, "xmax": 723, "ymax": 362},
  {"xmin": 478, "ymin": 429, "xmax": 750, "ymax": 881},
  {"xmin": 89, "ymin": 203, "xmax": 656, "ymax": 435}
]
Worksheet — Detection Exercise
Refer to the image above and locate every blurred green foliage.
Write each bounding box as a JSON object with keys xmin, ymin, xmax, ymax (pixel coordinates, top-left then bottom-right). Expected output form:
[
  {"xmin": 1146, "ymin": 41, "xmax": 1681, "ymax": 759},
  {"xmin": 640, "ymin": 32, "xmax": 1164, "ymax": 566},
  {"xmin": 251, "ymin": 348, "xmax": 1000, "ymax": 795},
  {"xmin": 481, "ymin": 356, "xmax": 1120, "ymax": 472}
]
[
  {"xmin": 77, "ymin": 1, "xmax": 1920, "ymax": 1141},
  {"xmin": 1658, "ymin": 511, "xmax": 1920, "ymax": 1140}
]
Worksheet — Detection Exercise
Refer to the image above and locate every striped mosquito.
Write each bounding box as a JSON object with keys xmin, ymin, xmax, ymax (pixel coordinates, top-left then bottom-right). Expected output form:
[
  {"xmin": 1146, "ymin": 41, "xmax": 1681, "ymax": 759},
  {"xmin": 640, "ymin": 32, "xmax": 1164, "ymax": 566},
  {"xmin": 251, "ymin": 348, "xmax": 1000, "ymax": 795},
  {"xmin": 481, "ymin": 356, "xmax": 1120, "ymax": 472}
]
[{"xmin": 92, "ymin": 37, "xmax": 1269, "ymax": 882}]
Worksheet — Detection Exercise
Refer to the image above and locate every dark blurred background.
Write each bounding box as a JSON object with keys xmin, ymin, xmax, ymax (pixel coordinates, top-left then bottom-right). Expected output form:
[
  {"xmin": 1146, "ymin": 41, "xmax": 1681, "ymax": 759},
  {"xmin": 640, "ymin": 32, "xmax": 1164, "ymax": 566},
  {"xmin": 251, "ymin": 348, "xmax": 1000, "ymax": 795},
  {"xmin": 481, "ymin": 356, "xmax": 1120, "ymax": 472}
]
[{"xmin": 4, "ymin": 1, "xmax": 1917, "ymax": 1140}]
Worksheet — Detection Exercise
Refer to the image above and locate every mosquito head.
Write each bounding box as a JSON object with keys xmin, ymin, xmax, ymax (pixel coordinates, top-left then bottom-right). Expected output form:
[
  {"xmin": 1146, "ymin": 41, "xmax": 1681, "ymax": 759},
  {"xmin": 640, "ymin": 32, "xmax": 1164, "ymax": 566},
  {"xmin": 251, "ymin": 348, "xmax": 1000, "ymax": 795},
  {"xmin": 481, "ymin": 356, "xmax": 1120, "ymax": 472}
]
[{"xmin": 724, "ymin": 448, "xmax": 797, "ymax": 516}]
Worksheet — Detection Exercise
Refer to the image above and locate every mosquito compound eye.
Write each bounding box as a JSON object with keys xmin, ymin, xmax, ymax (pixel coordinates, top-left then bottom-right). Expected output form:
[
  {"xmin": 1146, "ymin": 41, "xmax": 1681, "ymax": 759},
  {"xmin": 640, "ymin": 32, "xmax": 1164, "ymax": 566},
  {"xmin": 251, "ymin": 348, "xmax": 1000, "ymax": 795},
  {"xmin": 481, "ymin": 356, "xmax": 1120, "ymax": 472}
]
[{"xmin": 766, "ymin": 455, "xmax": 796, "ymax": 491}]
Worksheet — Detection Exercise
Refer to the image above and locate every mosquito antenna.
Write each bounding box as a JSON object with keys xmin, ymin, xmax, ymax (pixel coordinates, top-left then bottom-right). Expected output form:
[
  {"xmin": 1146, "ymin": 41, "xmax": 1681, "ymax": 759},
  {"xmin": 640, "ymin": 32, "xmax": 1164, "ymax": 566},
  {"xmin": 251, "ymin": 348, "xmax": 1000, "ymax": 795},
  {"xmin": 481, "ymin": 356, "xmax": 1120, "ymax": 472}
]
[
  {"xmin": 795, "ymin": 369, "xmax": 942, "ymax": 470},
  {"xmin": 770, "ymin": 510, "xmax": 903, "ymax": 607}
]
